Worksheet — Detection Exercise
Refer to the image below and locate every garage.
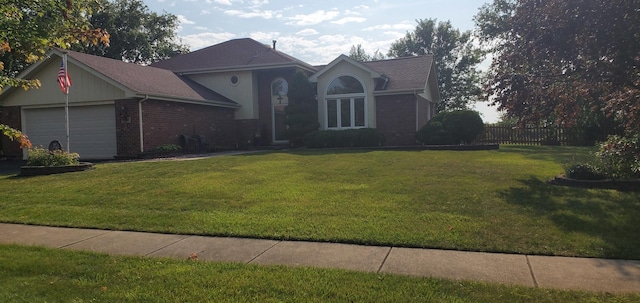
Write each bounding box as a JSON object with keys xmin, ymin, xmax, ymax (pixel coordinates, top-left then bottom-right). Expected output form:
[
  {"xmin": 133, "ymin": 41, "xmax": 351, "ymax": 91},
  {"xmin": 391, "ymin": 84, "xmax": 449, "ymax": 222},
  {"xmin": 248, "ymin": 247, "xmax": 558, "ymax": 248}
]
[{"xmin": 22, "ymin": 104, "xmax": 117, "ymax": 159}]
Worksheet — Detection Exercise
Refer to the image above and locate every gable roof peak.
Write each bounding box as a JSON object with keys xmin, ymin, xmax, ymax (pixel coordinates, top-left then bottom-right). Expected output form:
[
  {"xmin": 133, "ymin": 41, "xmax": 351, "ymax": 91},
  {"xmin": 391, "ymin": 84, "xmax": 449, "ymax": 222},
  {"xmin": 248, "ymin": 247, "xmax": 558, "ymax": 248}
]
[
  {"xmin": 309, "ymin": 54, "xmax": 383, "ymax": 82},
  {"xmin": 150, "ymin": 38, "xmax": 316, "ymax": 73}
]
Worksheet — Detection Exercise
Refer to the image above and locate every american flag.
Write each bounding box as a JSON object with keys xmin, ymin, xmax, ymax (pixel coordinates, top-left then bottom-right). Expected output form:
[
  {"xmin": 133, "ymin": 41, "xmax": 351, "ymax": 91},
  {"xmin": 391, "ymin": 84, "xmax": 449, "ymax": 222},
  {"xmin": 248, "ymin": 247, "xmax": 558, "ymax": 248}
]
[{"xmin": 57, "ymin": 59, "xmax": 72, "ymax": 94}]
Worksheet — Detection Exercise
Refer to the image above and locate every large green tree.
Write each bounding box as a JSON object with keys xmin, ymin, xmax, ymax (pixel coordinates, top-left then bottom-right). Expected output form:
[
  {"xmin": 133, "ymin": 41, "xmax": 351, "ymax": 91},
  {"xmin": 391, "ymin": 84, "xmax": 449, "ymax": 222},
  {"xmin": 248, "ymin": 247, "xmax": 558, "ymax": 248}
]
[
  {"xmin": 475, "ymin": 0, "xmax": 639, "ymax": 133},
  {"xmin": 388, "ymin": 19, "xmax": 485, "ymax": 112},
  {"xmin": 348, "ymin": 44, "xmax": 385, "ymax": 62},
  {"xmin": 74, "ymin": 0, "xmax": 188, "ymax": 64},
  {"xmin": 1, "ymin": 0, "xmax": 108, "ymax": 147}
]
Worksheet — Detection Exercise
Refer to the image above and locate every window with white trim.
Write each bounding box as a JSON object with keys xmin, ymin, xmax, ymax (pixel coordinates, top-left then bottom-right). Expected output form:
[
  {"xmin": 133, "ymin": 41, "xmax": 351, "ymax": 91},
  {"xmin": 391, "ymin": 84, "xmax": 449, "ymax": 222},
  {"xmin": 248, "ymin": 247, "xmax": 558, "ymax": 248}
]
[{"xmin": 326, "ymin": 76, "xmax": 366, "ymax": 129}]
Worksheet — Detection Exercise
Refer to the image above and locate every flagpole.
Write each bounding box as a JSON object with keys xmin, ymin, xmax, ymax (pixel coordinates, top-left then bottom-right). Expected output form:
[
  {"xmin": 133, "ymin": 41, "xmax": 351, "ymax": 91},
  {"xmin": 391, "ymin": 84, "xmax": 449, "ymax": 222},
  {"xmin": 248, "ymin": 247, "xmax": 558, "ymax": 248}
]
[{"xmin": 64, "ymin": 53, "xmax": 70, "ymax": 152}]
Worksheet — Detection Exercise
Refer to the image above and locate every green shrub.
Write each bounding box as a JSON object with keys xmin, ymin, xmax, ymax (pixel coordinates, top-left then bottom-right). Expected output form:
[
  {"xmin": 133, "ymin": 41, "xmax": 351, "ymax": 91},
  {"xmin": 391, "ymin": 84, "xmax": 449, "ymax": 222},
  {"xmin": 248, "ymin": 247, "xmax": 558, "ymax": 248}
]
[
  {"xmin": 304, "ymin": 128, "xmax": 385, "ymax": 148},
  {"xmin": 595, "ymin": 134, "xmax": 640, "ymax": 180},
  {"xmin": 352, "ymin": 128, "xmax": 386, "ymax": 147},
  {"xmin": 416, "ymin": 110, "xmax": 484, "ymax": 145},
  {"xmin": 154, "ymin": 144, "xmax": 182, "ymax": 152},
  {"xmin": 565, "ymin": 163, "xmax": 606, "ymax": 180},
  {"xmin": 27, "ymin": 147, "xmax": 80, "ymax": 167},
  {"xmin": 415, "ymin": 121, "xmax": 452, "ymax": 145}
]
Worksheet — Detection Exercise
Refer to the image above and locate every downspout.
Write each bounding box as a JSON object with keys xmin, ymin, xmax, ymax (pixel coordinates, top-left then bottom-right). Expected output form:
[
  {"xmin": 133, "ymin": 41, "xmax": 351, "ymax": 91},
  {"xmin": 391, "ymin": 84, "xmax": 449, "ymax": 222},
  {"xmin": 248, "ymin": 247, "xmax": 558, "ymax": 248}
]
[
  {"xmin": 380, "ymin": 75, "xmax": 389, "ymax": 90},
  {"xmin": 138, "ymin": 95, "xmax": 149, "ymax": 153}
]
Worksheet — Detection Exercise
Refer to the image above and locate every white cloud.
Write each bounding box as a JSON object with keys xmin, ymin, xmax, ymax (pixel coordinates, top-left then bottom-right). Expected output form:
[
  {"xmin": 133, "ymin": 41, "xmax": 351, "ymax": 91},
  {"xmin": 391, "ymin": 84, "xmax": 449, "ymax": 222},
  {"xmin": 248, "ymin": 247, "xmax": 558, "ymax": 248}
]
[
  {"xmin": 224, "ymin": 9, "xmax": 277, "ymax": 19},
  {"xmin": 296, "ymin": 28, "xmax": 319, "ymax": 36},
  {"xmin": 382, "ymin": 31, "xmax": 407, "ymax": 39},
  {"xmin": 353, "ymin": 5, "xmax": 369, "ymax": 10},
  {"xmin": 180, "ymin": 32, "xmax": 237, "ymax": 50},
  {"xmin": 194, "ymin": 26, "xmax": 208, "ymax": 31},
  {"xmin": 249, "ymin": 31, "xmax": 281, "ymax": 42},
  {"xmin": 363, "ymin": 21, "xmax": 415, "ymax": 31},
  {"xmin": 177, "ymin": 15, "xmax": 196, "ymax": 25},
  {"xmin": 317, "ymin": 34, "xmax": 347, "ymax": 44},
  {"xmin": 214, "ymin": 0, "xmax": 232, "ymax": 5},
  {"xmin": 331, "ymin": 17, "xmax": 366, "ymax": 25},
  {"xmin": 286, "ymin": 10, "xmax": 340, "ymax": 26},
  {"xmin": 249, "ymin": 0, "xmax": 269, "ymax": 7}
]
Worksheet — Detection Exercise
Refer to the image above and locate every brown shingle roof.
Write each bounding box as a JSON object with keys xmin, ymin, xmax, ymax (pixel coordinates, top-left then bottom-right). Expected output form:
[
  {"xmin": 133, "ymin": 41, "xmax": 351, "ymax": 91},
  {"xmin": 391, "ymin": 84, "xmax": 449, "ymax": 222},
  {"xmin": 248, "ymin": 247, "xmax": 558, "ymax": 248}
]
[
  {"xmin": 362, "ymin": 55, "xmax": 434, "ymax": 91},
  {"xmin": 150, "ymin": 38, "xmax": 317, "ymax": 73},
  {"xmin": 64, "ymin": 49, "xmax": 236, "ymax": 105}
]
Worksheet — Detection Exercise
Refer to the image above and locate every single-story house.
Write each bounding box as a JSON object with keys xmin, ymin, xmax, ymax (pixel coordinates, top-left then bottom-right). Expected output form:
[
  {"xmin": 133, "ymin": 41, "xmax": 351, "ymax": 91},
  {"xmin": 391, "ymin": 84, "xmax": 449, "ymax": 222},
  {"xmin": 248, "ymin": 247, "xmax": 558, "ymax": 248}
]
[{"xmin": 0, "ymin": 38, "xmax": 440, "ymax": 159}]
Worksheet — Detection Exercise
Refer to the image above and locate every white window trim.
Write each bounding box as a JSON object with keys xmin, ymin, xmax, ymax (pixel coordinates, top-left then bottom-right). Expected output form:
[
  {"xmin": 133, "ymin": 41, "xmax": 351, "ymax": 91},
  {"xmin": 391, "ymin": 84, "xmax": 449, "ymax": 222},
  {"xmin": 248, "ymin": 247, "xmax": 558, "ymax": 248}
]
[
  {"xmin": 325, "ymin": 75, "xmax": 367, "ymax": 130},
  {"xmin": 325, "ymin": 95, "xmax": 367, "ymax": 129}
]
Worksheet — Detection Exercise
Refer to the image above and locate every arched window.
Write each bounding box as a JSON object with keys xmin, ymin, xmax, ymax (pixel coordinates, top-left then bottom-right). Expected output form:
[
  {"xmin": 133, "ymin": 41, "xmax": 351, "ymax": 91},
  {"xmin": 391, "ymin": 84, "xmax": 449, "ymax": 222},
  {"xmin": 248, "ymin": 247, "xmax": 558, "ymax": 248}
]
[
  {"xmin": 326, "ymin": 76, "xmax": 366, "ymax": 129},
  {"xmin": 271, "ymin": 77, "xmax": 289, "ymax": 142}
]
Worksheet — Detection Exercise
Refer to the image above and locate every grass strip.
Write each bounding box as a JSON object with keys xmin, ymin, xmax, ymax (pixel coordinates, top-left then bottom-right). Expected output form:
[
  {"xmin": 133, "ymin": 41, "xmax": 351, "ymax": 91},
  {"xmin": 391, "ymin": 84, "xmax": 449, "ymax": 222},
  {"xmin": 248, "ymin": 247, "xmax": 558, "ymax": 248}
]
[{"xmin": 0, "ymin": 245, "xmax": 636, "ymax": 303}]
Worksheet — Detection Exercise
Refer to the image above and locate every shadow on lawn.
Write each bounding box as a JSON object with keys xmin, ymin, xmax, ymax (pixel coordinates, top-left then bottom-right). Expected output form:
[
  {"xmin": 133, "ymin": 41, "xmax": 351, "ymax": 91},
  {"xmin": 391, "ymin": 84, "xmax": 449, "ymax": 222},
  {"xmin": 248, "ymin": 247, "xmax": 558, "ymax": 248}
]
[
  {"xmin": 501, "ymin": 176, "xmax": 640, "ymax": 261},
  {"xmin": 497, "ymin": 145, "xmax": 596, "ymax": 164}
]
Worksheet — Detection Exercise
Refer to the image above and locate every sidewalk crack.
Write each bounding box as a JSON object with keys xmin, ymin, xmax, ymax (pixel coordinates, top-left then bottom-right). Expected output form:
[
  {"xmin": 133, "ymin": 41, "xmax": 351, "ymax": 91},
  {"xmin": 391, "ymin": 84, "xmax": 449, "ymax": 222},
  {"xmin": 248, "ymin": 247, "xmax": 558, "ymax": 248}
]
[
  {"xmin": 377, "ymin": 247, "xmax": 393, "ymax": 274},
  {"xmin": 58, "ymin": 230, "xmax": 112, "ymax": 249},
  {"xmin": 526, "ymin": 255, "xmax": 539, "ymax": 288},
  {"xmin": 247, "ymin": 240, "xmax": 282, "ymax": 264},
  {"xmin": 145, "ymin": 235, "xmax": 193, "ymax": 256}
]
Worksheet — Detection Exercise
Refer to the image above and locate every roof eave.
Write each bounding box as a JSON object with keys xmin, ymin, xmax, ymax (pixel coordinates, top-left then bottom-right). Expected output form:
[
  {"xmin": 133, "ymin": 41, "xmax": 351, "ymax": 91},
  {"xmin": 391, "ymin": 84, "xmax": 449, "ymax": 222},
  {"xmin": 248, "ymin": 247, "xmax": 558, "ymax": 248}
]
[
  {"xmin": 173, "ymin": 62, "xmax": 316, "ymax": 75},
  {"xmin": 132, "ymin": 93, "xmax": 240, "ymax": 109},
  {"xmin": 309, "ymin": 55, "xmax": 382, "ymax": 82}
]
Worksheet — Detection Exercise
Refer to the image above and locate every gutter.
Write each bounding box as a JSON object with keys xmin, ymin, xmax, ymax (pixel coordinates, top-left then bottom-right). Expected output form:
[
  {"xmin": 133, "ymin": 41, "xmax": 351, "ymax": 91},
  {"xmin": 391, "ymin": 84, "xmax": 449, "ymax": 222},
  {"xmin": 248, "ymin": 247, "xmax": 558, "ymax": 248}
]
[
  {"xmin": 138, "ymin": 95, "xmax": 149, "ymax": 153},
  {"xmin": 372, "ymin": 88, "xmax": 425, "ymax": 96},
  {"xmin": 133, "ymin": 93, "xmax": 240, "ymax": 109}
]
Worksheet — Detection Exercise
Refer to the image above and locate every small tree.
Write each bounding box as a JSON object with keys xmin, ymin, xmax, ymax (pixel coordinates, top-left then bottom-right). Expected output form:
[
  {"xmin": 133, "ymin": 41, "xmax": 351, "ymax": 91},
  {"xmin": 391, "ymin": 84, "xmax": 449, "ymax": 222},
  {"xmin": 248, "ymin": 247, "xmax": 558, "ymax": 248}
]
[{"xmin": 285, "ymin": 70, "xmax": 319, "ymax": 147}]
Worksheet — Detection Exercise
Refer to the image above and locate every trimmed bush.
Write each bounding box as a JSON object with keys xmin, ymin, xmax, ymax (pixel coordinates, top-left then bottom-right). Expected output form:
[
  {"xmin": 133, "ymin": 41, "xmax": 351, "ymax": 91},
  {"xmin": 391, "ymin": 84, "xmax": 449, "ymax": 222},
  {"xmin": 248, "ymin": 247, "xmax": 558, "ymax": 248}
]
[
  {"xmin": 415, "ymin": 121, "xmax": 451, "ymax": 145},
  {"xmin": 416, "ymin": 110, "xmax": 484, "ymax": 145},
  {"xmin": 304, "ymin": 128, "xmax": 385, "ymax": 148},
  {"xmin": 565, "ymin": 163, "xmax": 606, "ymax": 180},
  {"xmin": 595, "ymin": 134, "xmax": 640, "ymax": 180},
  {"xmin": 27, "ymin": 147, "xmax": 80, "ymax": 167}
]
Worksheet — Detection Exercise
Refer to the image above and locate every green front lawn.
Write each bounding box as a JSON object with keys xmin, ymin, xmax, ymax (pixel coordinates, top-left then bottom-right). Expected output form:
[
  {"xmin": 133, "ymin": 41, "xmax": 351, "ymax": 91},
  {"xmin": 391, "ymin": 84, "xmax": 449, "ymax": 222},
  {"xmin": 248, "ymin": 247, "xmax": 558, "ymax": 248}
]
[
  {"xmin": 1, "ymin": 145, "xmax": 638, "ymax": 259},
  {"xmin": 1, "ymin": 245, "xmax": 636, "ymax": 302}
]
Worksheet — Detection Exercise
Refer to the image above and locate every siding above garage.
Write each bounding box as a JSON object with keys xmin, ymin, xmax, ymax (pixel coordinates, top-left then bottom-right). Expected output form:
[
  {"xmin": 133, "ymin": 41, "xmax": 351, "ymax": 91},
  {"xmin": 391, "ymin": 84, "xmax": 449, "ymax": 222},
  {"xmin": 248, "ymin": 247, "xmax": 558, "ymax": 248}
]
[{"xmin": 2, "ymin": 59, "xmax": 125, "ymax": 107}]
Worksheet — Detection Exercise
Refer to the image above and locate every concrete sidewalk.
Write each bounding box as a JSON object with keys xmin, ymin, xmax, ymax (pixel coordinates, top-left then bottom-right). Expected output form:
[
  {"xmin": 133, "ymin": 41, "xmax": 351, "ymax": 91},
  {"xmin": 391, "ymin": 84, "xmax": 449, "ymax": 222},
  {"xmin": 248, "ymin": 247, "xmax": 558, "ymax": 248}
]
[{"xmin": 0, "ymin": 223, "xmax": 638, "ymax": 293}]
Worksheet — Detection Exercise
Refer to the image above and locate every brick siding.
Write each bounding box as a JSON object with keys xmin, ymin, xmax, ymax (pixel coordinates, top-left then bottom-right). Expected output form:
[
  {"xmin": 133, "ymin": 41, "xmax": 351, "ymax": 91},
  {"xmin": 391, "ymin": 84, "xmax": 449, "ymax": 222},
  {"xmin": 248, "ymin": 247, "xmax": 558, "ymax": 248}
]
[
  {"xmin": 114, "ymin": 99, "xmax": 141, "ymax": 157},
  {"xmin": 375, "ymin": 94, "xmax": 418, "ymax": 146},
  {"xmin": 140, "ymin": 99, "xmax": 236, "ymax": 152},
  {"xmin": 0, "ymin": 106, "xmax": 23, "ymax": 158}
]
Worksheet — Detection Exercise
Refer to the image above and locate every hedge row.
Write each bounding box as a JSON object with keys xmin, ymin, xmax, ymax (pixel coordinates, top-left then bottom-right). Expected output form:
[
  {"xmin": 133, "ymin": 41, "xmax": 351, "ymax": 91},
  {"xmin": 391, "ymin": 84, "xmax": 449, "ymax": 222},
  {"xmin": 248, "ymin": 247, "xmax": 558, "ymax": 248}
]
[{"xmin": 304, "ymin": 128, "xmax": 385, "ymax": 148}]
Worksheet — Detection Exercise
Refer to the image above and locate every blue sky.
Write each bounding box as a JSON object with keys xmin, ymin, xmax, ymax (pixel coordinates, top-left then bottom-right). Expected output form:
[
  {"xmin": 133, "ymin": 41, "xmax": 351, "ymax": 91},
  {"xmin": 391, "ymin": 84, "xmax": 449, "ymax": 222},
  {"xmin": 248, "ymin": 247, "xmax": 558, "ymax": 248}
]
[{"xmin": 146, "ymin": 0, "xmax": 500, "ymax": 122}]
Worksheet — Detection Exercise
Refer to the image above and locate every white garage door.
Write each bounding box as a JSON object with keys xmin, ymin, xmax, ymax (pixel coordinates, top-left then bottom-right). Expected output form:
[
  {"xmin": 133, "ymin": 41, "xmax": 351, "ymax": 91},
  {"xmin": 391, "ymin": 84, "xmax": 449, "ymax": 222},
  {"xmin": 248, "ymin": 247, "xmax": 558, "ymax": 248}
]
[{"xmin": 23, "ymin": 104, "xmax": 117, "ymax": 159}]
